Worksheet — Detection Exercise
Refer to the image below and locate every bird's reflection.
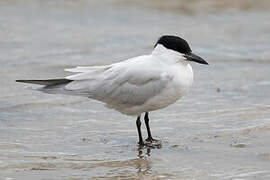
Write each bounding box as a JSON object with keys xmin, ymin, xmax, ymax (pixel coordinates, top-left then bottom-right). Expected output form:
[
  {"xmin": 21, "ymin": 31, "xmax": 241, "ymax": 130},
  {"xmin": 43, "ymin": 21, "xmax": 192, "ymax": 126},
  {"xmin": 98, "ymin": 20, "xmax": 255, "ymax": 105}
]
[
  {"xmin": 135, "ymin": 144, "xmax": 162, "ymax": 176},
  {"xmin": 136, "ymin": 148, "xmax": 151, "ymax": 176},
  {"xmin": 138, "ymin": 147, "xmax": 151, "ymax": 158},
  {"xmin": 137, "ymin": 141, "xmax": 162, "ymax": 157}
]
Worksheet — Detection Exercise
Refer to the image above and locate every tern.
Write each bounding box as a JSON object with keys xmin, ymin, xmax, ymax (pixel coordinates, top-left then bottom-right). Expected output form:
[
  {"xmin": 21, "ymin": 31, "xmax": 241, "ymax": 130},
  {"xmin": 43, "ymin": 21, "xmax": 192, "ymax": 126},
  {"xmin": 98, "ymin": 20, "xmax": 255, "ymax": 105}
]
[{"xmin": 16, "ymin": 35, "xmax": 208, "ymax": 146}]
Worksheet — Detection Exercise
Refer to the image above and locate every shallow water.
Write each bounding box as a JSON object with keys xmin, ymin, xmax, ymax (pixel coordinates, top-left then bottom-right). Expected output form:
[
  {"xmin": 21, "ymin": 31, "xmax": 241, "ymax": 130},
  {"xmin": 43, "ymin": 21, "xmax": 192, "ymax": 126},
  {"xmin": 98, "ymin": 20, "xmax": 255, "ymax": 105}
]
[{"xmin": 1, "ymin": 0, "xmax": 270, "ymax": 179}]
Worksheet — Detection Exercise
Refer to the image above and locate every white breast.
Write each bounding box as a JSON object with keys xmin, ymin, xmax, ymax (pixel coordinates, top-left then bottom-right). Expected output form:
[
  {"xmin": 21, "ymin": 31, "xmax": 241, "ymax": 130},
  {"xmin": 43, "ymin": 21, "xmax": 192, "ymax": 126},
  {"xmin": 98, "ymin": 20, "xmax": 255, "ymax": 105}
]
[
  {"xmin": 140, "ymin": 61, "xmax": 193, "ymax": 113},
  {"xmin": 124, "ymin": 45, "xmax": 194, "ymax": 115}
]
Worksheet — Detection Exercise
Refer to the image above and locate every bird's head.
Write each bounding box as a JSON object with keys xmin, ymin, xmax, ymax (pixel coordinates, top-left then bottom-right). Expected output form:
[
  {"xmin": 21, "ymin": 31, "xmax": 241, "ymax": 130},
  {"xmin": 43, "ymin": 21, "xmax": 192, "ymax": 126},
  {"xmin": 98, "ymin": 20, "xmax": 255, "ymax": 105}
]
[{"xmin": 154, "ymin": 35, "xmax": 208, "ymax": 65}]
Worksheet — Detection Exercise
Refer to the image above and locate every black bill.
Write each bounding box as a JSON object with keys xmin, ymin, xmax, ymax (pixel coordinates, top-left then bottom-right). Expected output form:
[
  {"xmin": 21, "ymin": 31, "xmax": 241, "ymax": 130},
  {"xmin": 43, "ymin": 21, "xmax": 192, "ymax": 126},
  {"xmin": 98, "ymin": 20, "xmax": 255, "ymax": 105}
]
[{"xmin": 184, "ymin": 52, "xmax": 208, "ymax": 65}]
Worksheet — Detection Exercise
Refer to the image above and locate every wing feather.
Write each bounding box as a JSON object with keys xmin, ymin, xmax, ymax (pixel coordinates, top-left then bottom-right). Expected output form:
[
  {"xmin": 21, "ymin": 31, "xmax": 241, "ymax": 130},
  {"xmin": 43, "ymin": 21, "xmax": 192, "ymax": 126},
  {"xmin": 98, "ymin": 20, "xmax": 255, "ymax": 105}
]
[
  {"xmin": 64, "ymin": 55, "xmax": 172, "ymax": 107},
  {"xmin": 65, "ymin": 65, "xmax": 110, "ymax": 73}
]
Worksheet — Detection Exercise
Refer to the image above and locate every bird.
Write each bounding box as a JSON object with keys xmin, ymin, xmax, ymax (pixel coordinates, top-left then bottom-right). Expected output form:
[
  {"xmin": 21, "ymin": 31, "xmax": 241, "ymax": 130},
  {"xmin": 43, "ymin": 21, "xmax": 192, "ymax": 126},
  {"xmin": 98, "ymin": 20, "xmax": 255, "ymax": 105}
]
[{"xmin": 16, "ymin": 35, "xmax": 208, "ymax": 146}]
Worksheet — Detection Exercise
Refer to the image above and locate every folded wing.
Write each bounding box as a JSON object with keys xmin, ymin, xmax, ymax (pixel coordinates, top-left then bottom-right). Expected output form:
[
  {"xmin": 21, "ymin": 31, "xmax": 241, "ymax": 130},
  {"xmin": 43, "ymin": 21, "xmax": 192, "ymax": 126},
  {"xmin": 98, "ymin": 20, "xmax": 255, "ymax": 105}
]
[{"xmin": 65, "ymin": 56, "xmax": 172, "ymax": 108}]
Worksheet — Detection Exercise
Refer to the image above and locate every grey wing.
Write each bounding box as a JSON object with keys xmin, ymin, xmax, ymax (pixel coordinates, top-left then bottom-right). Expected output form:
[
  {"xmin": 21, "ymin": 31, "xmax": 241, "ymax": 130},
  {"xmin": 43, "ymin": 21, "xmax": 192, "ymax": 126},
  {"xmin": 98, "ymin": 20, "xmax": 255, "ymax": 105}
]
[
  {"xmin": 65, "ymin": 58, "xmax": 172, "ymax": 108},
  {"xmin": 100, "ymin": 69, "xmax": 171, "ymax": 107}
]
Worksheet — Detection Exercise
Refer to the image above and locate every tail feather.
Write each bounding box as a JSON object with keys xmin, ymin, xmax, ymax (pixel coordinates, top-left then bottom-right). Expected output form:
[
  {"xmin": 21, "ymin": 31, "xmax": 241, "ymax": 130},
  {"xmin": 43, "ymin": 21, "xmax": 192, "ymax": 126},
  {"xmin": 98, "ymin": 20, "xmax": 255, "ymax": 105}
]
[
  {"xmin": 16, "ymin": 78, "xmax": 90, "ymax": 97},
  {"xmin": 16, "ymin": 79, "xmax": 73, "ymax": 86}
]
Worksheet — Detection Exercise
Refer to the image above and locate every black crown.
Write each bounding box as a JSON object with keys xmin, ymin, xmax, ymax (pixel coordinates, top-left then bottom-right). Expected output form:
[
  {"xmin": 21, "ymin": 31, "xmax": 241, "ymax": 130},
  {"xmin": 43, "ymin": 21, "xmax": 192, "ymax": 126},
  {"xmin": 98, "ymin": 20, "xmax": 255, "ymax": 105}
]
[{"xmin": 155, "ymin": 35, "xmax": 192, "ymax": 54}]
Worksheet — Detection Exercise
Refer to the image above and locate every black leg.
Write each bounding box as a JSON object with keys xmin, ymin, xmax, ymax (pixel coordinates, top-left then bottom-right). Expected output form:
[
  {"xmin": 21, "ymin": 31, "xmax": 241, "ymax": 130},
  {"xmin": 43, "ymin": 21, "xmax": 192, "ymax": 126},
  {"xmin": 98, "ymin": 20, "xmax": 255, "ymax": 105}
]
[
  {"xmin": 144, "ymin": 112, "xmax": 157, "ymax": 142},
  {"xmin": 136, "ymin": 116, "xmax": 144, "ymax": 146}
]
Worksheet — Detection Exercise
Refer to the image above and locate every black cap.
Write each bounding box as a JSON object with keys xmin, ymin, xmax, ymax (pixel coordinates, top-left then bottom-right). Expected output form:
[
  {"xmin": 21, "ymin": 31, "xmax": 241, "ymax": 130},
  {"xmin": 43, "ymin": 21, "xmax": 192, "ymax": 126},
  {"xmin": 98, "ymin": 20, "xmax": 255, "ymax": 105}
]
[
  {"xmin": 155, "ymin": 35, "xmax": 208, "ymax": 65},
  {"xmin": 155, "ymin": 35, "xmax": 192, "ymax": 55}
]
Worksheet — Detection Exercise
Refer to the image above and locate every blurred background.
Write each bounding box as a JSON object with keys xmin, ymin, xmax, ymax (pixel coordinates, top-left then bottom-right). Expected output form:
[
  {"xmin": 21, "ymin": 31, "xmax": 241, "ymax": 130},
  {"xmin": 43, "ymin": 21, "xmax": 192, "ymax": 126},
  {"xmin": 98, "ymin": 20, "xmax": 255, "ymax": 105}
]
[{"xmin": 0, "ymin": 0, "xmax": 270, "ymax": 179}]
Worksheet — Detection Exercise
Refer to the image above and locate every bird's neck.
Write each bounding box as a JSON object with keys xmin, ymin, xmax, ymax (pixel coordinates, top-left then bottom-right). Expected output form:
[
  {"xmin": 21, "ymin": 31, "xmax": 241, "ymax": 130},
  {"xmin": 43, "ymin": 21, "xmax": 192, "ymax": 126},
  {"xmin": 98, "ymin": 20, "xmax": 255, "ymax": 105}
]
[{"xmin": 151, "ymin": 44, "xmax": 187, "ymax": 65}]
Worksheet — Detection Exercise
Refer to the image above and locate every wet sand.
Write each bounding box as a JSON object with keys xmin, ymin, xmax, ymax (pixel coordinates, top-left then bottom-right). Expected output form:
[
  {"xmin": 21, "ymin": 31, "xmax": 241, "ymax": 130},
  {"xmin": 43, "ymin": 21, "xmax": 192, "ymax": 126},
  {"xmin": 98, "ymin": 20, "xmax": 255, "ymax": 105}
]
[{"xmin": 1, "ymin": 0, "xmax": 270, "ymax": 179}]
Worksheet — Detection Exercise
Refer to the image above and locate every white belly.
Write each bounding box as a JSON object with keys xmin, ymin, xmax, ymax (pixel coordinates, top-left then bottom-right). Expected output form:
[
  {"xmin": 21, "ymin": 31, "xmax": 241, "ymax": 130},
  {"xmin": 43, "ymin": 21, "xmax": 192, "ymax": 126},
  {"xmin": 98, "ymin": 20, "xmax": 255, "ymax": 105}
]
[{"xmin": 146, "ymin": 63, "xmax": 193, "ymax": 110}]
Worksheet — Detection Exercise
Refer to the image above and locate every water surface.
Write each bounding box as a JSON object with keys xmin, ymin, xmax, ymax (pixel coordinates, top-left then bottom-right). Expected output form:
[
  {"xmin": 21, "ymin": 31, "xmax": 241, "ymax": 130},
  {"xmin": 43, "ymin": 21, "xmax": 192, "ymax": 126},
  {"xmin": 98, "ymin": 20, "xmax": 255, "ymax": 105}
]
[{"xmin": 1, "ymin": 0, "xmax": 270, "ymax": 179}]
